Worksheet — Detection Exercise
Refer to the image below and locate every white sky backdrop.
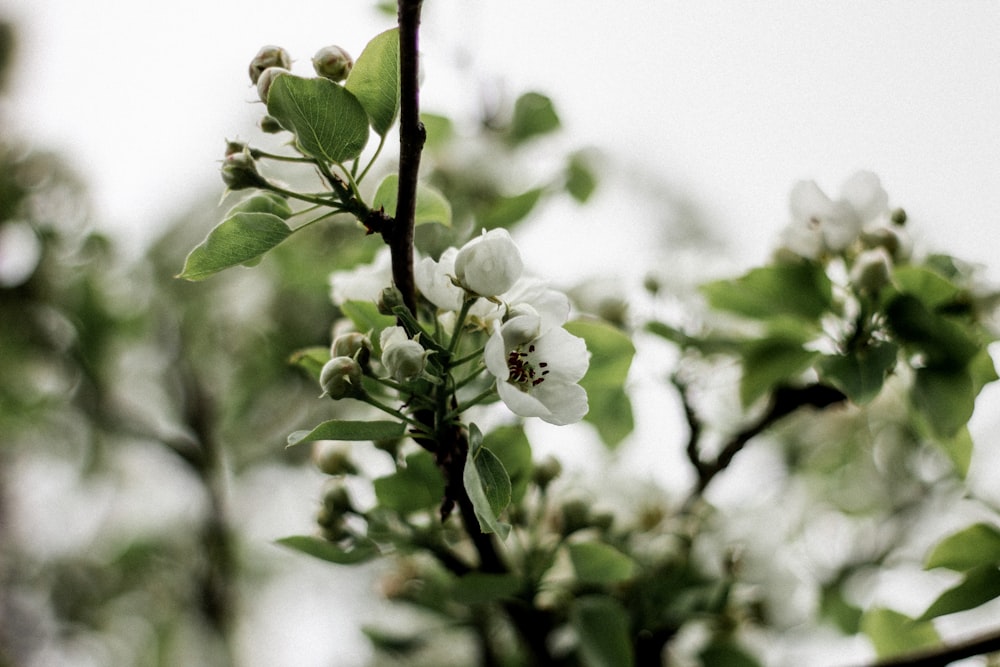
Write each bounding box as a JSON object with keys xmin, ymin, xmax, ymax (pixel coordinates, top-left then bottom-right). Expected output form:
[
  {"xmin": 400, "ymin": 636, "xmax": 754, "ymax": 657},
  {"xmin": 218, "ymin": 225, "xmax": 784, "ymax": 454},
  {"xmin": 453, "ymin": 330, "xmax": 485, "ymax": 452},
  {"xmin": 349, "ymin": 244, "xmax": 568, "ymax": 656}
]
[{"xmin": 3, "ymin": 2, "xmax": 1000, "ymax": 666}]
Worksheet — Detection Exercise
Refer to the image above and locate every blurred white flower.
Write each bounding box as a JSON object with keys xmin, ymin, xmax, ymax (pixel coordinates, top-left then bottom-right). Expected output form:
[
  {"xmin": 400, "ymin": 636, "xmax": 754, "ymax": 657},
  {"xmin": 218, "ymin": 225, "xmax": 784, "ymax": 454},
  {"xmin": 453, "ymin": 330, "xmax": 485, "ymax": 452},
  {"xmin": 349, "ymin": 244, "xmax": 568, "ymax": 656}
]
[
  {"xmin": 780, "ymin": 171, "xmax": 890, "ymax": 259},
  {"xmin": 484, "ymin": 304, "xmax": 589, "ymax": 425},
  {"xmin": 329, "ymin": 248, "xmax": 393, "ymax": 305}
]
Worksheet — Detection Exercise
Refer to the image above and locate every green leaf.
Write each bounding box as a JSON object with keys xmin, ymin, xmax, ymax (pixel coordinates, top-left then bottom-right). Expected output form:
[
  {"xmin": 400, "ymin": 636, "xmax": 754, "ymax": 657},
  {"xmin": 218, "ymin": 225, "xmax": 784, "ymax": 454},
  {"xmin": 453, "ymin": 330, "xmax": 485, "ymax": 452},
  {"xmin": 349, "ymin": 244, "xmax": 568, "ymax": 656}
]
[
  {"xmin": 287, "ymin": 420, "xmax": 406, "ymax": 447},
  {"xmin": 226, "ymin": 191, "xmax": 293, "ymax": 219},
  {"xmin": 570, "ymin": 596, "xmax": 634, "ymax": 667},
  {"xmin": 340, "ymin": 301, "xmax": 396, "ymax": 350},
  {"xmin": 937, "ymin": 426, "xmax": 974, "ymax": 478},
  {"xmin": 701, "ymin": 261, "xmax": 833, "ymax": 321},
  {"xmin": 420, "ymin": 112, "xmax": 454, "ymax": 150},
  {"xmin": 276, "ymin": 535, "xmax": 379, "ymax": 565},
  {"xmin": 267, "ymin": 74, "xmax": 370, "ymax": 163},
  {"xmin": 565, "ymin": 151, "xmax": 598, "ymax": 203},
  {"xmin": 819, "ymin": 342, "xmax": 898, "ymax": 404},
  {"xmin": 374, "ymin": 450, "xmax": 444, "ymax": 514},
  {"xmin": 885, "ymin": 293, "xmax": 979, "ymax": 369},
  {"xmin": 926, "ymin": 523, "xmax": 1000, "ymax": 571},
  {"xmin": 568, "ymin": 542, "xmax": 637, "ymax": 584},
  {"xmin": 483, "ymin": 425, "xmax": 533, "ymax": 503},
  {"xmin": 345, "ymin": 28, "xmax": 400, "ymax": 137},
  {"xmin": 289, "ymin": 346, "xmax": 330, "ymax": 381},
  {"xmin": 478, "ymin": 187, "xmax": 545, "ymax": 229},
  {"xmin": 919, "ymin": 565, "xmax": 1000, "ymax": 620},
  {"xmin": 912, "ymin": 366, "xmax": 975, "ymax": 438},
  {"xmin": 508, "ymin": 92, "xmax": 561, "ymax": 144},
  {"xmin": 451, "ymin": 573, "xmax": 522, "ymax": 604},
  {"xmin": 699, "ymin": 640, "xmax": 762, "ymax": 667},
  {"xmin": 178, "ymin": 212, "xmax": 292, "ymax": 281},
  {"xmin": 820, "ymin": 581, "xmax": 863, "ymax": 634},
  {"xmin": 564, "ymin": 320, "xmax": 637, "ymax": 448},
  {"xmin": 740, "ymin": 338, "xmax": 819, "ymax": 406},
  {"xmin": 860, "ymin": 608, "xmax": 939, "ymax": 659},
  {"xmin": 892, "ymin": 265, "xmax": 963, "ymax": 308},
  {"xmin": 372, "ymin": 174, "xmax": 452, "ymax": 227},
  {"xmin": 463, "ymin": 429, "xmax": 512, "ymax": 539}
]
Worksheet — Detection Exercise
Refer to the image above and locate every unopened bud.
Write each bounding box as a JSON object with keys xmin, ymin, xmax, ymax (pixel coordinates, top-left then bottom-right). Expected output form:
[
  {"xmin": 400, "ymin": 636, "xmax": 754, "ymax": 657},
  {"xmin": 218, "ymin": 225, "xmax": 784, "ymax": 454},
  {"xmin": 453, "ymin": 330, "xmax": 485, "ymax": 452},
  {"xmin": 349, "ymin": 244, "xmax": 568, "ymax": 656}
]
[
  {"xmin": 224, "ymin": 140, "xmax": 248, "ymax": 157},
  {"xmin": 532, "ymin": 455, "xmax": 562, "ymax": 490},
  {"xmin": 221, "ymin": 149, "xmax": 267, "ymax": 190},
  {"xmin": 249, "ymin": 45, "xmax": 291, "ymax": 85},
  {"xmin": 380, "ymin": 327, "xmax": 429, "ymax": 383},
  {"xmin": 454, "ymin": 228, "xmax": 523, "ymax": 296},
  {"xmin": 314, "ymin": 445, "xmax": 358, "ymax": 476},
  {"xmin": 850, "ymin": 247, "xmax": 893, "ymax": 294},
  {"xmin": 256, "ymin": 66, "xmax": 289, "ymax": 103},
  {"xmin": 331, "ymin": 332, "xmax": 372, "ymax": 366},
  {"xmin": 259, "ymin": 115, "xmax": 283, "ymax": 134},
  {"xmin": 312, "ymin": 45, "xmax": 353, "ymax": 82},
  {"xmin": 377, "ymin": 285, "xmax": 406, "ymax": 315},
  {"xmin": 320, "ymin": 356, "xmax": 365, "ymax": 399}
]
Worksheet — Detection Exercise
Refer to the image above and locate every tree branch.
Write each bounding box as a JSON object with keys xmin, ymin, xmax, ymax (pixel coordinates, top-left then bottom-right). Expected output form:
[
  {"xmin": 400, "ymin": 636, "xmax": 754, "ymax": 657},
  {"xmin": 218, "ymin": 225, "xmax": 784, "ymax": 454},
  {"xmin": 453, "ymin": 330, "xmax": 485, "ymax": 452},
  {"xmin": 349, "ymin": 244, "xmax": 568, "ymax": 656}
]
[
  {"xmin": 392, "ymin": 0, "xmax": 426, "ymax": 314},
  {"xmin": 853, "ymin": 627, "xmax": 1000, "ymax": 667}
]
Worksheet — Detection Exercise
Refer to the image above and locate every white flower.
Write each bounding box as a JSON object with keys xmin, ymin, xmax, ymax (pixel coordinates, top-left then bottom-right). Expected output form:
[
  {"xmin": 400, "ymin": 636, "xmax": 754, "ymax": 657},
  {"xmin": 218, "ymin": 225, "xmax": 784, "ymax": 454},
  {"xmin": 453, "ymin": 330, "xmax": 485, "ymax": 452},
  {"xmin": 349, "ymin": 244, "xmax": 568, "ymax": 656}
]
[
  {"xmin": 380, "ymin": 326, "xmax": 430, "ymax": 383},
  {"xmin": 415, "ymin": 247, "xmax": 465, "ymax": 311},
  {"xmin": 468, "ymin": 277, "xmax": 571, "ymax": 332},
  {"xmin": 455, "ymin": 228, "xmax": 523, "ymax": 296},
  {"xmin": 484, "ymin": 305, "xmax": 589, "ymax": 425},
  {"xmin": 780, "ymin": 171, "xmax": 889, "ymax": 259},
  {"xmin": 329, "ymin": 248, "xmax": 393, "ymax": 305}
]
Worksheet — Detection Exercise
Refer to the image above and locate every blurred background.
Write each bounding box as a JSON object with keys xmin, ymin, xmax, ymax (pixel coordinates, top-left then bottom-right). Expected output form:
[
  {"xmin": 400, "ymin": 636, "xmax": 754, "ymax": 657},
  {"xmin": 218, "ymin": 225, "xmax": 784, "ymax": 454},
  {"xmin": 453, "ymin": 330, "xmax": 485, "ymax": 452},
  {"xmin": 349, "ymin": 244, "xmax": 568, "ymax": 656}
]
[{"xmin": 1, "ymin": 2, "xmax": 999, "ymax": 666}]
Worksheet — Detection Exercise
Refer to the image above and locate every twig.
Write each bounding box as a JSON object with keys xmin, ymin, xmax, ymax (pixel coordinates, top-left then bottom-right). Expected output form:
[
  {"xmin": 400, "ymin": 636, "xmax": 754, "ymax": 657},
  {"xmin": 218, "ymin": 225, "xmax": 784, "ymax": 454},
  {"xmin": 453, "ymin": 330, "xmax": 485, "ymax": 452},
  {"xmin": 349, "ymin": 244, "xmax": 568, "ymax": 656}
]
[
  {"xmin": 391, "ymin": 0, "xmax": 426, "ymax": 314},
  {"xmin": 853, "ymin": 627, "xmax": 1000, "ymax": 667}
]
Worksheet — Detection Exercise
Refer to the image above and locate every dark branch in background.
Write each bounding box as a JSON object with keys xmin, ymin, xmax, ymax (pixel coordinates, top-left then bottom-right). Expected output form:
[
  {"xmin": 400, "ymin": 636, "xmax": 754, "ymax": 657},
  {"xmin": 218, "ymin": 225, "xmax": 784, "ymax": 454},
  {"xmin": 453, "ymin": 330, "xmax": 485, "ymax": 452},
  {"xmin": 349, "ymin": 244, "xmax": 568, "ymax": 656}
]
[
  {"xmin": 853, "ymin": 628, "xmax": 1000, "ymax": 667},
  {"xmin": 392, "ymin": 0, "xmax": 426, "ymax": 314},
  {"xmin": 676, "ymin": 378, "xmax": 847, "ymax": 508}
]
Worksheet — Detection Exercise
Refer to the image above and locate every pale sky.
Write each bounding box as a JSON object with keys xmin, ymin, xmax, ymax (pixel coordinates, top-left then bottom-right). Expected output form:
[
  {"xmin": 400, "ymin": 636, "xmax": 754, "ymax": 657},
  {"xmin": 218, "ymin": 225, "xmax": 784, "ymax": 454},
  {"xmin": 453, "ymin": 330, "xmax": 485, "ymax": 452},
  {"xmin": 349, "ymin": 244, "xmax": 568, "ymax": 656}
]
[{"xmin": 3, "ymin": 1, "xmax": 999, "ymax": 273}]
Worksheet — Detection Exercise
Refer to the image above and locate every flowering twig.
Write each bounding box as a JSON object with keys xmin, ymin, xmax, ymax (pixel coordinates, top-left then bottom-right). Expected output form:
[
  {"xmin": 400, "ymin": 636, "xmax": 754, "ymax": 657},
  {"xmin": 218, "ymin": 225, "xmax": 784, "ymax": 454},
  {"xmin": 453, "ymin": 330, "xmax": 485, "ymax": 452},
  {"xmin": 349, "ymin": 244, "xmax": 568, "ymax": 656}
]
[{"xmin": 852, "ymin": 627, "xmax": 1000, "ymax": 667}]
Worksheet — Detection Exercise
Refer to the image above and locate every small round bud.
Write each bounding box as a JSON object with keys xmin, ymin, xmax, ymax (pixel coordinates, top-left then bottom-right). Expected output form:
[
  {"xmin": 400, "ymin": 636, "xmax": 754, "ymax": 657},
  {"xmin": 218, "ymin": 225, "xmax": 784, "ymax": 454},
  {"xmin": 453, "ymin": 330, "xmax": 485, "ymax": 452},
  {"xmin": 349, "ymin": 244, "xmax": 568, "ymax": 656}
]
[
  {"xmin": 259, "ymin": 115, "xmax": 283, "ymax": 134},
  {"xmin": 256, "ymin": 66, "xmax": 289, "ymax": 104},
  {"xmin": 221, "ymin": 149, "xmax": 267, "ymax": 191},
  {"xmin": 314, "ymin": 445, "xmax": 358, "ymax": 476},
  {"xmin": 850, "ymin": 247, "xmax": 893, "ymax": 294},
  {"xmin": 320, "ymin": 356, "xmax": 365, "ymax": 399},
  {"xmin": 891, "ymin": 207, "xmax": 907, "ymax": 226},
  {"xmin": 377, "ymin": 285, "xmax": 406, "ymax": 315},
  {"xmin": 312, "ymin": 45, "xmax": 353, "ymax": 82},
  {"xmin": 558, "ymin": 498, "xmax": 591, "ymax": 536},
  {"xmin": 380, "ymin": 327, "xmax": 430, "ymax": 383},
  {"xmin": 249, "ymin": 45, "xmax": 291, "ymax": 85},
  {"xmin": 532, "ymin": 455, "xmax": 562, "ymax": 490},
  {"xmin": 331, "ymin": 332, "xmax": 372, "ymax": 366}
]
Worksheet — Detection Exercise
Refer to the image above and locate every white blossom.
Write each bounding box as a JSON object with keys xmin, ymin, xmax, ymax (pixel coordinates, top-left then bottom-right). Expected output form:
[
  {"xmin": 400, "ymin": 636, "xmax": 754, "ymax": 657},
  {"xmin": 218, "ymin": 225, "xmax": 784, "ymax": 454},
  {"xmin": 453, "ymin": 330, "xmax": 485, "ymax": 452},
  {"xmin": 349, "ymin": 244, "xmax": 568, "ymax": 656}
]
[
  {"xmin": 484, "ymin": 305, "xmax": 589, "ymax": 425},
  {"xmin": 415, "ymin": 247, "xmax": 465, "ymax": 311},
  {"xmin": 380, "ymin": 326, "xmax": 430, "ymax": 383},
  {"xmin": 455, "ymin": 228, "xmax": 523, "ymax": 296},
  {"xmin": 329, "ymin": 248, "xmax": 393, "ymax": 305}
]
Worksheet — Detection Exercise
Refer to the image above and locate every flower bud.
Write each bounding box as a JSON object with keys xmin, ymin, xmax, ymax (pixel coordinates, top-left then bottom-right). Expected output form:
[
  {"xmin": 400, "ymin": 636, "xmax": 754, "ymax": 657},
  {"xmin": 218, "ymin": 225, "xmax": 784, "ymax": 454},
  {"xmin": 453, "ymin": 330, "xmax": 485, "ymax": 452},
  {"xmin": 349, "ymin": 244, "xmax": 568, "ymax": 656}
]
[
  {"xmin": 221, "ymin": 148, "xmax": 267, "ymax": 190},
  {"xmin": 224, "ymin": 140, "xmax": 248, "ymax": 157},
  {"xmin": 312, "ymin": 45, "xmax": 353, "ymax": 82},
  {"xmin": 249, "ymin": 45, "xmax": 291, "ymax": 85},
  {"xmin": 377, "ymin": 285, "xmax": 406, "ymax": 315},
  {"xmin": 320, "ymin": 356, "xmax": 365, "ymax": 399},
  {"xmin": 331, "ymin": 331, "xmax": 372, "ymax": 366},
  {"xmin": 259, "ymin": 114, "xmax": 283, "ymax": 134},
  {"xmin": 256, "ymin": 66, "xmax": 289, "ymax": 103},
  {"xmin": 532, "ymin": 455, "xmax": 562, "ymax": 490},
  {"xmin": 380, "ymin": 327, "xmax": 430, "ymax": 383},
  {"xmin": 454, "ymin": 229, "xmax": 523, "ymax": 296},
  {"xmin": 850, "ymin": 247, "xmax": 893, "ymax": 294},
  {"xmin": 314, "ymin": 444, "xmax": 358, "ymax": 476}
]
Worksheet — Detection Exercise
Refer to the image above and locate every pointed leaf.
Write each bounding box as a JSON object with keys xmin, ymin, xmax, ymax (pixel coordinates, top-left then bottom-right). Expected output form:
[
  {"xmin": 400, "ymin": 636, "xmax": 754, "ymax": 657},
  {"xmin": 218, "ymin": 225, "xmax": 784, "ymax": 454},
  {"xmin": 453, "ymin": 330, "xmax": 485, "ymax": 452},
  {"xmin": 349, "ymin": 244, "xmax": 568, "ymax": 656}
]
[
  {"xmin": 570, "ymin": 596, "xmax": 634, "ymax": 667},
  {"xmin": 483, "ymin": 425, "xmax": 533, "ymax": 503},
  {"xmin": 178, "ymin": 212, "xmax": 292, "ymax": 280},
  {"xmin": 926, "ymin": 523, "xmax": 1000, "ymax": 571},
  {"xmin": 478, "ymin": 187, "xmax": 544, "ymax": 229},
  {"xmin": 287, "ymin": 419, "xmax": 405, "ymax": 447},
  {"xmin": 701, "ymin": 261, "xmax": 833, "ymax": 321},
  {"xmin": 372, "ymin": 174, "xmax": 452, "ymax": 227},
  {"xmin": 918, "ymin": 565, "xmax": 1000, "ymax": 620},
  {"xmin": 912, "ymin": 366, "xmax": 974, "ymax": 438},
  {"xmin": 568, "ymin": 542, "xmax": 637, "ymax": 584},
  {"xmin": 463, "ymin": 437, "xmax": 511, "ymax": 538},
  {"xmin": 276, "ymin": 535, "xmax": 379, "ymax": 565},
  {"xmin": 345, "ymin": 28, "xmax": 400, "ymax": 136},
  {"xmin": 267, "ymin": 74, "xmax": 370, "ymax": 163},
  {"xmin": 508, "ymin": 92, "xmax": 560, "ymax": 144},
  {"xmin": 819, "ymin": 342, "xmax": 898, "ymax": 404},
  {"xmin": 860, "ymin": 608, "xmax": 939, "ymax": 659},
  {"xmin": 226, "ymin": 191, "xmax": 293, "ymax": 219},
  {"xmin": 739, "ymin": 338, "xmax": 819, "ymax": 406},
  {"xmin": 374, "ymin": 450, "xmax": 444, "ymax": 513}
]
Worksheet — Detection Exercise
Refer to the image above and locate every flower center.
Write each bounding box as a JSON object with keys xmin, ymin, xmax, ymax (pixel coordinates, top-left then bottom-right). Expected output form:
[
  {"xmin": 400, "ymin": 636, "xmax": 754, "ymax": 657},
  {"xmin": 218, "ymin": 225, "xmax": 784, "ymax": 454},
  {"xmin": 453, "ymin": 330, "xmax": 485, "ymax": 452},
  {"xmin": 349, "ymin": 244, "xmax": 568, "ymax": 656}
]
[{"xmin": 506, "ymin": 344, "xmax": 550, "ymax": 390}]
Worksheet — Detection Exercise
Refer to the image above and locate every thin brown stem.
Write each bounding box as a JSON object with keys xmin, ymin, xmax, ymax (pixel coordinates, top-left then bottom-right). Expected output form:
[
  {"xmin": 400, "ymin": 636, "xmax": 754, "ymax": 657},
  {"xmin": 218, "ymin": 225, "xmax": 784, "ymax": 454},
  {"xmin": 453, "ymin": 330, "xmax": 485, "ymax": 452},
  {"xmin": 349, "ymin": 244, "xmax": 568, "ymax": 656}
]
[{"xmin": 392, "ymin": 0, "xmax": 426, "ymax": 314}]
